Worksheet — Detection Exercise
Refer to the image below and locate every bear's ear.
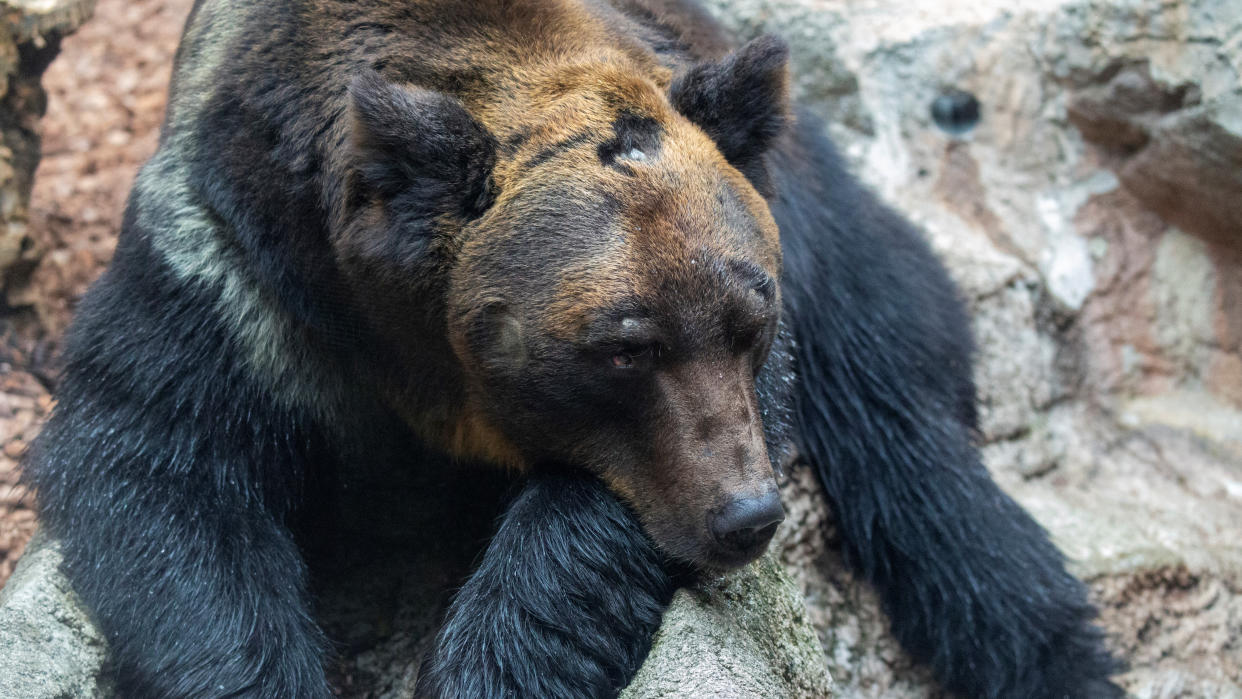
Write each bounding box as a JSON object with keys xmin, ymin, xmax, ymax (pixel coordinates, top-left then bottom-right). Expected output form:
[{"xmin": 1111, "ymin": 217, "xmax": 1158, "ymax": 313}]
[
  {"xmin": 669, "ymin": 35, "xmax": 790, "ymax": 171},
  {"xmin": 348, "ymin": 70, "xmax": 497, "ymax": 220}
]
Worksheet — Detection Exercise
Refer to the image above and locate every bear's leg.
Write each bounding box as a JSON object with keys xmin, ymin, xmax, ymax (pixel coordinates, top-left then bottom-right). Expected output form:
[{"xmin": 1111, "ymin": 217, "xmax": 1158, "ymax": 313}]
[
  {"xmin": 19, "ymin": 205, "xmax": 337, "ymax": 696},
  {"xmin": 415, "ymin": 470, "xmax": 676, "ymax": 699},
  {"xmin": 770, "ymin": 115, "xmax": 1123, "ymax": 698},
  {"xmin": 41, "ymin": 473, "xmax": 331, "ymax": 697}
]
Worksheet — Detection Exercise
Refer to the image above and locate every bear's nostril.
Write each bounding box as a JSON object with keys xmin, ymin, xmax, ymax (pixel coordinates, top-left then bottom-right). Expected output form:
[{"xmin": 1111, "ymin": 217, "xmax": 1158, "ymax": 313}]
[{"xmin": 709, "ymin": 490, "xmax": 785, "ymax": 552}]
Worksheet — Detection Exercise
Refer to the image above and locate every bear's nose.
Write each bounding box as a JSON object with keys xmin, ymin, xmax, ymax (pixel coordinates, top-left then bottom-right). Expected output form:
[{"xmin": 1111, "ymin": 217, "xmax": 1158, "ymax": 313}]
[{"xmin": 709, "ymin": 490, "xmax": 785, "ymax": 553}]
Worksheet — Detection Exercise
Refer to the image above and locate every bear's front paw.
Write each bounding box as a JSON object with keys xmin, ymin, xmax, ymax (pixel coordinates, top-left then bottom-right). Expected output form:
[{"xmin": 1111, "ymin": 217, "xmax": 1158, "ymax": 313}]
[{"xmin": 415, "ymin": 471, "xmax": 675, "ymax": 698}]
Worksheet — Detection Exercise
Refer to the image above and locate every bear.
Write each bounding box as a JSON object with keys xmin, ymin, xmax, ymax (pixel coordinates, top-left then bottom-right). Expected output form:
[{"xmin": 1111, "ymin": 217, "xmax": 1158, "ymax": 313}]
[{"xmin": 22, "ymin": 0, "xmax": 1124, "ymax": 697}]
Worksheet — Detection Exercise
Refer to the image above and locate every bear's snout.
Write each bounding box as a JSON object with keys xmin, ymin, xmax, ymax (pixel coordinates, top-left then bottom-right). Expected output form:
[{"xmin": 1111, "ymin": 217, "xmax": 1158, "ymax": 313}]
[{"xmin": 708, "ymin": 489, "xmax": 784, "ymax": 559}]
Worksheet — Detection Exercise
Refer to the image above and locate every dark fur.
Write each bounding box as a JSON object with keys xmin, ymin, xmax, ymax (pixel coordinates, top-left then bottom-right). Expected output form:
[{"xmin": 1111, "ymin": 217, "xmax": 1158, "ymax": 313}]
[
  {"xmin": 771, "ymin": 114, "xmax": 1124, "ymax": 698},
  {"xmin": 349, "ymin": 71, "xmax": 498, "ymax": 220},
  {"xmin": 669, "ymin": 33, "xmax": 788, "ymax": 193},
  {"xmin": 23, "ymin": 0, "xmax": 1121, "ymax": 697},
  {"xmin": 28, "ymin": 215, "xmax": 334, "ymax": 697},
  {"xmin": 414, "ymin": 470, "xmax": 676, "ymax": 697}
]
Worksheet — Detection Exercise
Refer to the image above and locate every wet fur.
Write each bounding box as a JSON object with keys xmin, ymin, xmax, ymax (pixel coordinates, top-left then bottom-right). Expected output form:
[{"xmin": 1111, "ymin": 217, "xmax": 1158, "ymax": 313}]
[{"xmin": 24, "ymin": 0, "xmax": 1121, "ymax": 697}]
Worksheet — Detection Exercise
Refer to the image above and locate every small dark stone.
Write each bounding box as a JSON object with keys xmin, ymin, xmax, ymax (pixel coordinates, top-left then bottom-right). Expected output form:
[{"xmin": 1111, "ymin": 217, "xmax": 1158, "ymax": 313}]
[{"xmin": 931, "ymin": 89, "xmax": 981, "ymax": 135}]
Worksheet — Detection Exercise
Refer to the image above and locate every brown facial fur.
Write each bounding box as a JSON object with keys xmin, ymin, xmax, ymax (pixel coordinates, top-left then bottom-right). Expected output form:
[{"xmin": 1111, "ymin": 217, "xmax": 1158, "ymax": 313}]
[{"xmin": 325, "ymin": 0, "xmax": 790, "ymax": 568}]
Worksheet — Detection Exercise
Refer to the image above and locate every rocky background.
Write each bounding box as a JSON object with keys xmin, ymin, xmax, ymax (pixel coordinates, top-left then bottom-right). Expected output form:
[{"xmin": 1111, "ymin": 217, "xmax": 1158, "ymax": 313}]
[{"xmin": 0, "ymin": 0, "xmax": 1238, "ymax": 697}]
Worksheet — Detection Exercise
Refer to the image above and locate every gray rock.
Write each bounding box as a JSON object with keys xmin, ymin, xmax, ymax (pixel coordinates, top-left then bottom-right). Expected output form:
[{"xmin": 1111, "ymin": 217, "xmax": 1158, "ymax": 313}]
[
  {"xmin": 622, "ymin": 554, "xmax": 833, "ymax": 698},
  {"xmin": 0, "ymin": 532, "xmax": 111, "ymax": 698}
]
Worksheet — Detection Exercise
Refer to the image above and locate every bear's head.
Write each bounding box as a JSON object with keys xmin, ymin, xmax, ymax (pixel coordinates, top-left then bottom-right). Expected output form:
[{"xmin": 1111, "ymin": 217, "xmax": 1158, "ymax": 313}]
[{"xmin": 338, "ymin": 36, "xmax": 791, "ymax": 571}]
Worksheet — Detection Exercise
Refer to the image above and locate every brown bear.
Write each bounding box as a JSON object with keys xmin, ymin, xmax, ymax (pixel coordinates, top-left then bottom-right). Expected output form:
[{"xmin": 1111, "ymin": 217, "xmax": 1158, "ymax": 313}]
[{"xmin": 24, "ymin": 0, "xmax": 1122, "ymax": 697}]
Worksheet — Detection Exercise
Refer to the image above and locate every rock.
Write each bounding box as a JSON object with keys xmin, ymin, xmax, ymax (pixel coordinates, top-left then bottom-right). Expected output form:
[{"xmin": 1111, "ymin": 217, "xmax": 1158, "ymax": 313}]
[
  {"xmin": 621, "ymin": 554, "xmax": 833, "ymax": 698},
  {"xmin": 1068, "ymin": 58, "xmax": 1242, "ymax": 249},
  {"xmin": 703, "ymin": 0, "xmax": 1242, "ymax": 696},
  {"xmin": 0, "ymin": 532, "xmax": 112, "ymax": 699},
  {"xmin": 0, "ymin": 0, "xmax": 95, "ymax": 292}
]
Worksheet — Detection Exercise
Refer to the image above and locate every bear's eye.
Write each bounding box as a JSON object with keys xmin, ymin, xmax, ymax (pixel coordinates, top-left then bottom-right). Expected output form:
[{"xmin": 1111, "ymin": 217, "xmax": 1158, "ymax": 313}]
[{"xmin": 609, "ymin": 344, "xmax": 654, "ymax": 371}]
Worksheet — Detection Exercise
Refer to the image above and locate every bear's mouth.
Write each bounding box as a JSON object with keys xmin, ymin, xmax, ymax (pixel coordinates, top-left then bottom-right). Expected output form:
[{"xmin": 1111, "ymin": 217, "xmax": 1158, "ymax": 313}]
[
  {"xmin": 694, "ymin": 525, "xmax": 781, "ymax": 572},
  {"xmin": 695, "ymin": 549, "xmax": 769, "ymax": 574}
]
